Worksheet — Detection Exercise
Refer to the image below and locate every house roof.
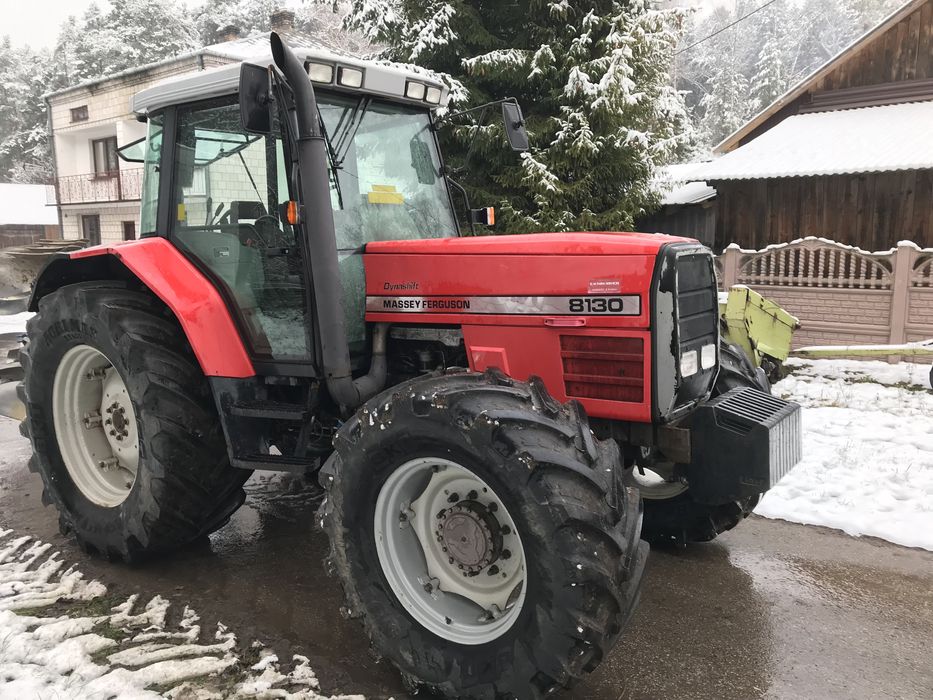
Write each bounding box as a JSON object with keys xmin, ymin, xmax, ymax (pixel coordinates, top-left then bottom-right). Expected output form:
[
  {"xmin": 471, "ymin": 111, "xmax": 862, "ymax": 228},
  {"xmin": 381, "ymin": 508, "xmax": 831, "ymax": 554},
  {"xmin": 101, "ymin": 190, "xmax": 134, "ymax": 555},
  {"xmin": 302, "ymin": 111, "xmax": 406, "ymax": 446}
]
[
  {"xmin": 0, "ymin": 184, "xmax": 58, "ymax": 226},
  {"xmin": 714, "ymin": 0, "xmax": 928, "ymax": 154},
  {"xmin": 692, "ymin": 100, "xmax": 933, "ymax": 180},
  {"xmin": 653, "ymin": 163, "xmax": 716, "ymax": 205}
]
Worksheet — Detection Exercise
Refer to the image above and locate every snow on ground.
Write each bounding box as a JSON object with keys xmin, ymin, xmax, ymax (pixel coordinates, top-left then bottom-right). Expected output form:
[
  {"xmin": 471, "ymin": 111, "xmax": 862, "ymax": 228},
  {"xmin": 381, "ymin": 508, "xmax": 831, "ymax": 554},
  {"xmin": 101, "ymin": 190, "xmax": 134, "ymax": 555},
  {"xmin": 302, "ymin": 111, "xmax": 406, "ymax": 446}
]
[
  {"xmin": 0, "ymin": 529, "xmax": 363, "ymax": 699},
  {"xmin": 756, "ymin": 358, "xmax": 933, "ymax": 551}
]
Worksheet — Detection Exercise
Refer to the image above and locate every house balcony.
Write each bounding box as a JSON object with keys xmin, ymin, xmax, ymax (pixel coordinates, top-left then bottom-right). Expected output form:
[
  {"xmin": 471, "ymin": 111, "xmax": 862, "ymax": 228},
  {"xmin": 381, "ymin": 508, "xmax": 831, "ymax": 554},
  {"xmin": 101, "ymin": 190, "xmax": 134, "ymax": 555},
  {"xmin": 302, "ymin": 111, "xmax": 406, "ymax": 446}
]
[{"xmin": 51, "ymin": 169, "xmax": 143, "ymax": 206}]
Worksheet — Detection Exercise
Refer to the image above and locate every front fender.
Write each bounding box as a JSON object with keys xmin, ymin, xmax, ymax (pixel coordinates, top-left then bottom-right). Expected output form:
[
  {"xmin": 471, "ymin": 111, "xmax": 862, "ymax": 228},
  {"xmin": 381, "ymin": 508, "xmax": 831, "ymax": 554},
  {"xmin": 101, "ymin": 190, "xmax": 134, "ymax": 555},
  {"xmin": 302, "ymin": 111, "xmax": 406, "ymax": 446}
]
[{"xmin": 30, "ymin": 238, "xmax": 254, "ymax": 378}]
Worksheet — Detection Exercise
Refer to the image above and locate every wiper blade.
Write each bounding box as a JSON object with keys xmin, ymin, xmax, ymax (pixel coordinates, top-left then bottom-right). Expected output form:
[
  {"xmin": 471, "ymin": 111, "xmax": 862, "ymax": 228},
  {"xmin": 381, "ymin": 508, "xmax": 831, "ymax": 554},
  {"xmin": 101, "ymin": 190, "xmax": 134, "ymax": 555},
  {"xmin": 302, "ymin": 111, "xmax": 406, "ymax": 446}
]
[
  {"xmin": 318, "ymin": 115, "xmax": 344, "ymax": 210},
  {"xmin": 333, "ymin": 96, "xmax": 371, "ymax": 168}
]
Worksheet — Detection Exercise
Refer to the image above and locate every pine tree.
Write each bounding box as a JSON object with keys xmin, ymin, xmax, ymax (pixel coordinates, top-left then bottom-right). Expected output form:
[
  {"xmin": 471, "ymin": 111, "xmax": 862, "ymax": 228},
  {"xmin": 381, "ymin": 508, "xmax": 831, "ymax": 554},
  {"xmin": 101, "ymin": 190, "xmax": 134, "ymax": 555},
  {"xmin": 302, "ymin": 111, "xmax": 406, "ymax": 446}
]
[
  {"xmin": 0, "ymin": 38, "xmax": 56, "ymax": 182},
  {"xmin": 339, "ymin": 0, "xmax": 692, "ymax": 233},
  {"xmin": 749, "ymin": 0, "xmax": 791, "ymax": 112}
]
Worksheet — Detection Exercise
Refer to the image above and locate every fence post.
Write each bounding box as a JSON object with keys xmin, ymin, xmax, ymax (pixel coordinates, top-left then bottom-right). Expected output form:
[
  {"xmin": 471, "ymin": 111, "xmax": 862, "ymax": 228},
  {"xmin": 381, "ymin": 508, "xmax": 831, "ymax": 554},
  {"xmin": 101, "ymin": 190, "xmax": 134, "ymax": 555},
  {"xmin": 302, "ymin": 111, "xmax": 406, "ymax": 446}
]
[
  {"xmin": 888, "ymin": 241, "xmax": 917, "ymax": 352},
  {"xmin": 721, "ymin": 244, "xmax": 740, "ymax": 290}
]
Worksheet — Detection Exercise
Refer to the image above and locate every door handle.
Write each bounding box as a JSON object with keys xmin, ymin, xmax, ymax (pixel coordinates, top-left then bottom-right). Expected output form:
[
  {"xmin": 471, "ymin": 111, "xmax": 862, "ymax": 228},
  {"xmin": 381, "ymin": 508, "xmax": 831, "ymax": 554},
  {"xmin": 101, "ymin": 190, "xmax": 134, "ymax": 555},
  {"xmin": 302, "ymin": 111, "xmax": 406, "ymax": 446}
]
[{"xmin": 544, "ymin": 317, "xmax": 586, "ymax": 327}]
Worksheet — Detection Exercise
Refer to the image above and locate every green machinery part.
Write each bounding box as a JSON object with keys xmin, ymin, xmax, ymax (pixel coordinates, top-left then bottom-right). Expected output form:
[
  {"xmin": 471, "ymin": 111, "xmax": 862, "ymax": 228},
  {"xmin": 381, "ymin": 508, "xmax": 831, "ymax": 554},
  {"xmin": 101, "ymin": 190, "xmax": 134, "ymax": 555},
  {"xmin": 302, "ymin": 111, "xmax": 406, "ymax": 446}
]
[{"xmin": 719, "ymin": 286, "xmax": 799, "ymax": 382}]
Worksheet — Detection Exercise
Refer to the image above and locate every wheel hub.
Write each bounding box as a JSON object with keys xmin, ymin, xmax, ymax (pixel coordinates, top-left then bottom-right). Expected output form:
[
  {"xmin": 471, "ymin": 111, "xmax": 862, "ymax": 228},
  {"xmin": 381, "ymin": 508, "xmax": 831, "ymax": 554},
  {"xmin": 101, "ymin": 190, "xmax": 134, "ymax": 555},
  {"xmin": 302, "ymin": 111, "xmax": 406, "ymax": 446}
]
[
  {"xmin": 437, "ymin": 501, "xmax": 502, "ymax": 574},
  {"xmin": 373, "ymin": 458, "xmax": 528, "ymax": 645},
  {"xmin": 52, "ymin": 345, "xmax": 139, "ymax": 508}
]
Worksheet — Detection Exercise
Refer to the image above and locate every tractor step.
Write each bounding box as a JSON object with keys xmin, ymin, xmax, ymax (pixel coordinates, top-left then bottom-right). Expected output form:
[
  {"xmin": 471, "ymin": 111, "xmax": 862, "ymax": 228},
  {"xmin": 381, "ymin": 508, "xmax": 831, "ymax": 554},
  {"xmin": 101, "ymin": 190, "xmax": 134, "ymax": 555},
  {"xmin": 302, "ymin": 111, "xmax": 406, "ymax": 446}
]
[
  {"xmin": 230, "ymin": 400, "xmax": 309, "ymax": 421},
  {"xmin": 231, "ymin": 452, "xmax": 317, "ymax": 473}
]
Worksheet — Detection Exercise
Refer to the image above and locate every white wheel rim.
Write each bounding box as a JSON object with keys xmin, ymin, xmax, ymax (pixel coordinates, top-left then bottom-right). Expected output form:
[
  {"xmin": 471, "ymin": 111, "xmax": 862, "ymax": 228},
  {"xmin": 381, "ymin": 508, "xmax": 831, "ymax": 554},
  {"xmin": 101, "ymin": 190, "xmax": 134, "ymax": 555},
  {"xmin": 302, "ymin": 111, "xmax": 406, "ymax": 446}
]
[
  {"xmin": 374, "ymin": 457, "xmax": 527, "ymax": 645},
  {"xmin": 51, "ymin": 344, "xmax": 139, "ymax": 508},
  {"xmin": 628, "ymin": 467, "xmax": 689, "ymax": 500}
]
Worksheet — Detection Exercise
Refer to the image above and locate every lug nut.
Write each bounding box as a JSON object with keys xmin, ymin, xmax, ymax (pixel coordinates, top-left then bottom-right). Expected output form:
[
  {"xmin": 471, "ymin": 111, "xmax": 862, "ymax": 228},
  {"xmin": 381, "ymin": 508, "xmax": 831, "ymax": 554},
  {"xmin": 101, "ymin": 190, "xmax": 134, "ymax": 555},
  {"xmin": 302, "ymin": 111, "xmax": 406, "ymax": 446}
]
[
  {"xmin": 488, "ymin": 502, "xmax": 498, "ymax": 513},
  {"xmin": 501, "ymin": 549, "xmax": 512, "ymax": 559},
  {"xmin": 467, "ymin": 490, "xmax": 478, "ymax": 500},
  {"xmin": 487, "ymin": 565, "xmax": 500, "ymax": 576},
  {"xmin": 447, "ymin": 492, "xmax": 459, "ymax": 503},
  {"xmin": 502, "ymin": 525, "xmax": 511, "ymax": 535}
]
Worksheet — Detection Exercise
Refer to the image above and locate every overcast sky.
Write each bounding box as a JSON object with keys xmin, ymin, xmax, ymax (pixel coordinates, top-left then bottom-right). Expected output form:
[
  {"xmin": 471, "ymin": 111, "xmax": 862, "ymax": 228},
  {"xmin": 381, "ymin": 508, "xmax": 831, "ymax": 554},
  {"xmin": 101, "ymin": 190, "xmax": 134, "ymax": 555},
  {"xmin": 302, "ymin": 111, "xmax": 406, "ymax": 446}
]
[{"xmin": 4, "ymin": 0, "xmax": 115, "ymax": 48}]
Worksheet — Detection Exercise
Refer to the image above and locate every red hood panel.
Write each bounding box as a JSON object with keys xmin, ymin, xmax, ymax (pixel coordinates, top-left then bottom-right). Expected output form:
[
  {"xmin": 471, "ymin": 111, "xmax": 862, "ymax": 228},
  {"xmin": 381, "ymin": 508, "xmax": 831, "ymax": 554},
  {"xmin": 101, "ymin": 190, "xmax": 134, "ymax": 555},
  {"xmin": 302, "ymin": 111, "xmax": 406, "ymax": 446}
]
[{"xmin": 365, "ymin": 231, "xmax": 694, "ymax": 256}]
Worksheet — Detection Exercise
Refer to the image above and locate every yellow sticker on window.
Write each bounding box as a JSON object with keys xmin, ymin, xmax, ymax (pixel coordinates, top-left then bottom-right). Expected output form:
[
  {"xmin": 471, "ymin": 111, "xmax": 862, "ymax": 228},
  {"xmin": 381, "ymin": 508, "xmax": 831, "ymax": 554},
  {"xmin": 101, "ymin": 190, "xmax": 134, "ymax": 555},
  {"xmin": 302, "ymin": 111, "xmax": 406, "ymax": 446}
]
[
  {"xmin": 367, "ymin": 184, "xmax": 404, "ymax": 205},
  {"xmin": 177, "ymin": 203, "xmax": 186, "ymax": 221}
]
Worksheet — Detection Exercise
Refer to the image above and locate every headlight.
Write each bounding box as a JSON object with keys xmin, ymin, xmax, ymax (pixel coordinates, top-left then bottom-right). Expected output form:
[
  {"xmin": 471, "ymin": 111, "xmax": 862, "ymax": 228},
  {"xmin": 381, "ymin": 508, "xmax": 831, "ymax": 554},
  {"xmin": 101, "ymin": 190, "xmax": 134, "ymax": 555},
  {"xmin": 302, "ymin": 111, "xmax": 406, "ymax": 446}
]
[
  {"xmin": 337, "ymin": 67, "xmax": 363, "ymax": 88},
  {"xmin": 405, "ymin": 81, "xmax": 426, "ymax": 100},
  {"xmin": 701, "ymin": 343, "xmax": 717, "ymax": 369},
  {"xmin": 306, "ymin": 62, "xmax": 334, "ymax": 84},
  {"xmin": 680, "ymin": 350, "xmax": 698, "ymax": 378}
]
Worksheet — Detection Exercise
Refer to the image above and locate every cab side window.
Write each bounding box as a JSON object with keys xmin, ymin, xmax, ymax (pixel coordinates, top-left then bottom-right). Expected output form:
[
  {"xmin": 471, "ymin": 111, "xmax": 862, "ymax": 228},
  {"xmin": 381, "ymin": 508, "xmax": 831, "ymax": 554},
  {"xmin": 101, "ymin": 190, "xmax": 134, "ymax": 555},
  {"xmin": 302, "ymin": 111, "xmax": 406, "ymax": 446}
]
[{"xmin": 171, "ymin": 97, "xmax": 309, "ymax": 360}]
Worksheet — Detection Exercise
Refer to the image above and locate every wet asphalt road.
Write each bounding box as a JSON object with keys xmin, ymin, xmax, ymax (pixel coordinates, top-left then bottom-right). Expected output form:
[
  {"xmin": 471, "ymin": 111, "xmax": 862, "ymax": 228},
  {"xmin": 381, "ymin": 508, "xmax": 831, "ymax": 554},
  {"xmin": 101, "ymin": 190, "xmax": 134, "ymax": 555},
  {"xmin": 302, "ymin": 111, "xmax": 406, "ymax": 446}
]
[{"xmin": 1, "ymin": 416, "xmax": 931, "ymax": 700}]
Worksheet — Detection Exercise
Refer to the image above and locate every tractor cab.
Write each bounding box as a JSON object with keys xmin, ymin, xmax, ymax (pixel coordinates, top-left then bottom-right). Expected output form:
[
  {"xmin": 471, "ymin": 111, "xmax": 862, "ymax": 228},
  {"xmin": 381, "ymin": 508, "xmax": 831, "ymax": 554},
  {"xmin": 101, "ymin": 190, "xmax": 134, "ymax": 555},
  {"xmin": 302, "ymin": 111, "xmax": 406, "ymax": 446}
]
[{"xmin": 120, "ymin": 45, "xmax": 460, "ymax": 367}]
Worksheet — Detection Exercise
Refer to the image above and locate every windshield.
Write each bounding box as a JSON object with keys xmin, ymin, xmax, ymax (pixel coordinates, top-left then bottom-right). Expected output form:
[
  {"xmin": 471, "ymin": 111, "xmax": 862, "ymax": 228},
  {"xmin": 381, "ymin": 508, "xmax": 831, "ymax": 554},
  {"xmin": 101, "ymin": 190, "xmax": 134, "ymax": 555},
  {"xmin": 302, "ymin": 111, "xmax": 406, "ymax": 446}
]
[{"xmin": 316, "ymin": 93, "xmax": 459, "ymax": 252}]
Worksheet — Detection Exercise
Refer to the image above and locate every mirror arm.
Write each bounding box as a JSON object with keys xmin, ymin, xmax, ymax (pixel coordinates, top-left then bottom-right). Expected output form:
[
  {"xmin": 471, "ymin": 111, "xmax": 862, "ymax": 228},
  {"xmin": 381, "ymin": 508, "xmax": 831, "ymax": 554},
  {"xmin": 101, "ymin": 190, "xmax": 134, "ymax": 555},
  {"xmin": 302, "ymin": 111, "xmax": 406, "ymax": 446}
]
[
  {"xmin": 445, "ymin": 175, "xmax": 475, "ymax": 236},
  {"xmin": 434, "ymin": 97, "xmax": 519, "ymax": 126}
]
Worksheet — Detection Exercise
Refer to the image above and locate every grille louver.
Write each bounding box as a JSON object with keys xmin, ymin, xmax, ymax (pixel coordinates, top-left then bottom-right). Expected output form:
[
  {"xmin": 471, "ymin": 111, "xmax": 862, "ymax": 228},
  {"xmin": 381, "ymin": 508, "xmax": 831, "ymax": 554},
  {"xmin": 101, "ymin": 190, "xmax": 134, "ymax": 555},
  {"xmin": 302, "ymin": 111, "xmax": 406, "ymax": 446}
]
[{"xmin": 560, "ymin": 335, "xmax": 644, "ymax": 402}]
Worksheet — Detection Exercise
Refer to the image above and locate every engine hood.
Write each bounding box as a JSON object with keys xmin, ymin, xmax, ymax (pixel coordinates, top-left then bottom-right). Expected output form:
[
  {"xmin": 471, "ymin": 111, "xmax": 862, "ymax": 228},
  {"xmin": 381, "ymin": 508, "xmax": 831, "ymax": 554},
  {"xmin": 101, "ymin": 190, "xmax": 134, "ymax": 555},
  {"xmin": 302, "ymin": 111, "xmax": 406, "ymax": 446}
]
[{"xmin": 365, "ymin": 231, "xmax": 695, "ymax": 256}]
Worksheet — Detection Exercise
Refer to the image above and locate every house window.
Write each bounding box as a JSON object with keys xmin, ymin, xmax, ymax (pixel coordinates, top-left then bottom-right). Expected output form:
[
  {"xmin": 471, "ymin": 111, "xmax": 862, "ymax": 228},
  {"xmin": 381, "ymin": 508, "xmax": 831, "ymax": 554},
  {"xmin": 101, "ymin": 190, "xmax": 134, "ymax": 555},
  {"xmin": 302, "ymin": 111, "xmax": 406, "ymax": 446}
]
[
  {"xmin": 82, "ymin": 215, "xmax": 101, "ymax": 245},
  {"xmin": 122, "ymin": 221, "xmax": 136, "ymax": 241},
  {"xmin": 70, "ymin": 105, "xmax": 88, "ymax": 123},
  {"xmin": 91, "ymin": 137, "xmax": 118, "ymax": 176}
]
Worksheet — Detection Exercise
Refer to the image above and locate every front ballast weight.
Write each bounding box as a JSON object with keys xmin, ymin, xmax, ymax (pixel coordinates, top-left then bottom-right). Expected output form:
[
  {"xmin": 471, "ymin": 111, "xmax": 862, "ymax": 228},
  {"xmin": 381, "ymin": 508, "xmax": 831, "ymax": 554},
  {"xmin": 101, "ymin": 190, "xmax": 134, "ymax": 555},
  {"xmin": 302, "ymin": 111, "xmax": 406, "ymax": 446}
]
[{"xmin": 318, "ymin": 369, "xmax": 647, "ymax": 698}]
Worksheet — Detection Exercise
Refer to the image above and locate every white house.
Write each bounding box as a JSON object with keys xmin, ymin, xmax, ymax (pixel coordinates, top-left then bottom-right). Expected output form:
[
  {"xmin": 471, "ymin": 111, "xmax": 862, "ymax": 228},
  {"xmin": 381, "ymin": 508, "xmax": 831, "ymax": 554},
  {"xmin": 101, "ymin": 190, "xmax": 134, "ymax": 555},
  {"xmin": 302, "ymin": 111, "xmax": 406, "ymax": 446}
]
[{"xmin": 46, "ymin": 10, "xmax": 326, "ymax": 245}]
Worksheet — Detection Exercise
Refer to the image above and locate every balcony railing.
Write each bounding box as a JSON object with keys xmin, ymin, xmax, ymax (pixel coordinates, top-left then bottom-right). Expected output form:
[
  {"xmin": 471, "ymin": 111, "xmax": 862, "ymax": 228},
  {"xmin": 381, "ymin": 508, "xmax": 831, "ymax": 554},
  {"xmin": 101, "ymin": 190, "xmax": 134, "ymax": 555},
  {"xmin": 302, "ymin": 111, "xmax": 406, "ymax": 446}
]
[{"xmin": 52, "ymin": 168, "xmax": 143, "ymax": 205}]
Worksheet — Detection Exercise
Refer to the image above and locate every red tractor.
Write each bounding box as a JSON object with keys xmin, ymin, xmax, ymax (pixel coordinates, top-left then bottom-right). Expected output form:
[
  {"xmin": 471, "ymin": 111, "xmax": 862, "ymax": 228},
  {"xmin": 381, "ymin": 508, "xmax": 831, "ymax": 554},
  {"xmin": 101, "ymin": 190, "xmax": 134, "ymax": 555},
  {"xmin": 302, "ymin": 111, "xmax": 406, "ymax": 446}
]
[{"xmin": 20, "ymin": 35, "xmax": 800, "ymax": 698}]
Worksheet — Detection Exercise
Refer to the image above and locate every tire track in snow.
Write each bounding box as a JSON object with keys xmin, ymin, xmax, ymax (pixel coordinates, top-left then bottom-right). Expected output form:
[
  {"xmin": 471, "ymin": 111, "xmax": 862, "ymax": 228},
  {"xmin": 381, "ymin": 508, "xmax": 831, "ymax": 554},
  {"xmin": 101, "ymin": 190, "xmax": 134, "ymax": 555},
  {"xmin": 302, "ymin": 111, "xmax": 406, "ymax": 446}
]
[{"xmin": 0, "ymin": 528, "xmax": 364, "ymax": 699}]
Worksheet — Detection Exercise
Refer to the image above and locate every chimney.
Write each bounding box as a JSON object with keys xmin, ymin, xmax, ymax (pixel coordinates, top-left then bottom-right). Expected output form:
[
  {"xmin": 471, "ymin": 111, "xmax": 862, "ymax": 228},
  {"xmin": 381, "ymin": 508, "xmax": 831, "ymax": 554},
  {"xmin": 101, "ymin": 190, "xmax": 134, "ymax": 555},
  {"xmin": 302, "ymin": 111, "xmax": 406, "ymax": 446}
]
[
  {"xmin": 270, "ymin": 9, "xmax": 296, "ymax": 33},
  {"xmin": 217, "ymin": 25, "xmax": 241, "ymax": 43}
]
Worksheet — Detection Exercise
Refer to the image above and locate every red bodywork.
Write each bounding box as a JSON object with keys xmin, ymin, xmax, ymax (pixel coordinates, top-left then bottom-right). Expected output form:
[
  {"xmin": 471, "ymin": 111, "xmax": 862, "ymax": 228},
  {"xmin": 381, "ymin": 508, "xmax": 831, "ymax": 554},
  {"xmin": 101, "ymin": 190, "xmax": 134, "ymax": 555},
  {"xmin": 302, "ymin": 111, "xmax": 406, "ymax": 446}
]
[
  {"xmin": 66, "ymin": 231, "xmax": 693, "ymax": 424},
  {"xmin": 70, "ymin": 239, "xmax": 255, "ymax": 377},
  {"xmin": 365, "ymin": 232, "xmax": 692, "ymax": 422}
]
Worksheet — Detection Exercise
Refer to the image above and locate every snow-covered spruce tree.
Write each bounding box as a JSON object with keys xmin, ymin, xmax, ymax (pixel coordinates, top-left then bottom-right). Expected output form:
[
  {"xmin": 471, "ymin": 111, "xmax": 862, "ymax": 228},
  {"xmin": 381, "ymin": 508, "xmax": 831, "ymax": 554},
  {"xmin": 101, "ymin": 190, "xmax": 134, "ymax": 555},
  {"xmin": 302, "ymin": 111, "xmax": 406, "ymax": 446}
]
[
  {"xmin": 50, "ymin": 0, "xmax": 198, "ymax": 86},
  {"xmin": 0, "ymin": 38, "xmax": 56, "ymax": 182},
  {"xmin": 749, "ymin": 0, "xmax": 791, "ymax": 112},
  {"xmin": 339, "ymin": 0, "xmax": 692, "ymax": 233}
]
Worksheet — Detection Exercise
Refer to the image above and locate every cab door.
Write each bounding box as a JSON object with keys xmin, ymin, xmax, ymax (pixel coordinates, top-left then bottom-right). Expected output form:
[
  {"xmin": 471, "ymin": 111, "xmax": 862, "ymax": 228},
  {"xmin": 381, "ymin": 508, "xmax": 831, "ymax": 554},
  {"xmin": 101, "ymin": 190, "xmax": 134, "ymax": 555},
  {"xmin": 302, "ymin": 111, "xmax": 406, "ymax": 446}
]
[{"xmin": 168, "ymin": 96, "xmax": 313, "ymax": 366}]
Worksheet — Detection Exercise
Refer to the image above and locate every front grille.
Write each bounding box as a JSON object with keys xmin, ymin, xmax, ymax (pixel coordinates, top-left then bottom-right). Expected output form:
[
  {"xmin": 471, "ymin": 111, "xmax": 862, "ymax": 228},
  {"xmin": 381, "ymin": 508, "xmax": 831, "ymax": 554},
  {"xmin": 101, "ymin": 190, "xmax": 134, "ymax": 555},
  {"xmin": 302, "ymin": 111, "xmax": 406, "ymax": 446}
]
[
  {"xmin": 560, "ymin": 335, "xmax": 644, "ymax": 402},
  {"xmin": 676, "ymin": 253, "xmax": 719, "ymax": 349}
]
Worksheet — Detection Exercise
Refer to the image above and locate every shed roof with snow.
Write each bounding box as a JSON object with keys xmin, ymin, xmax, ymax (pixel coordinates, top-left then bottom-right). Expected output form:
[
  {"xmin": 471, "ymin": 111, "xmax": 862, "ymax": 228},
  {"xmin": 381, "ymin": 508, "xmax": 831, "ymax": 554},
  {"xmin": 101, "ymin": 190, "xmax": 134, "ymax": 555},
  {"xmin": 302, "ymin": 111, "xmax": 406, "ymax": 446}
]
[
  {"xmin": 692, "ymin": 100, "xmax": 933, "ymax": 181},
  {"xmin": 0, "ymin": 184, "xmax": 58, "ymax": 227}
]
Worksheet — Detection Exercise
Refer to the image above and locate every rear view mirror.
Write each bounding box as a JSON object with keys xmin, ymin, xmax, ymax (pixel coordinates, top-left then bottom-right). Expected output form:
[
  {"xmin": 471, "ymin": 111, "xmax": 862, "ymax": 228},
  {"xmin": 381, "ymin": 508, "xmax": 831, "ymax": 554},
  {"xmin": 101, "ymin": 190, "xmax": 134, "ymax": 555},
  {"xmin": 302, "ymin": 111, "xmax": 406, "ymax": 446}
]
[
  {"xmin": 239, "ymin": 63, "xmax": 272, "ymax": 134},
  {"xmin": 502, "ymin": 101, "xmax": 529, "ymax": 152},
  {"xmin": 410, "ymin": 138, "xmax": 436, "ymax": 185}
]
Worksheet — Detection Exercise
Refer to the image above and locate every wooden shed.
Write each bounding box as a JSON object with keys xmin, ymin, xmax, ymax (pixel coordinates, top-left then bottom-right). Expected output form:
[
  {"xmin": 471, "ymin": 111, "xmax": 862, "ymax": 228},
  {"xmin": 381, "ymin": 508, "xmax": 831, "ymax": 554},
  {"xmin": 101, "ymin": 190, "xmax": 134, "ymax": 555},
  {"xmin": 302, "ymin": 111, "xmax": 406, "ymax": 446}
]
[{"xmin": 692, "ymin": 0, "xmax": 933, "ymax": 252}]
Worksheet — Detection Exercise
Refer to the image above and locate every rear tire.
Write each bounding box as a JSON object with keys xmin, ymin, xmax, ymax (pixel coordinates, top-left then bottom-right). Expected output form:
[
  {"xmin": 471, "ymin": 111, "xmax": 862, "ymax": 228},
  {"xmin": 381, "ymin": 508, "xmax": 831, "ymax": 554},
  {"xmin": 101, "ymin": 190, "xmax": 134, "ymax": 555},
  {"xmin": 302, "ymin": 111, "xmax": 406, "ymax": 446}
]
[
  {"xmin": 639, "ymin": 340, "xmax": 769, "ymax": 545},
  {"xmin": 319, "ymin": 369, "xmax": 647, "ymax": 699},
  {"xmin": 19, "ymin": 282, "xmax": 249, "ymax": 561}
]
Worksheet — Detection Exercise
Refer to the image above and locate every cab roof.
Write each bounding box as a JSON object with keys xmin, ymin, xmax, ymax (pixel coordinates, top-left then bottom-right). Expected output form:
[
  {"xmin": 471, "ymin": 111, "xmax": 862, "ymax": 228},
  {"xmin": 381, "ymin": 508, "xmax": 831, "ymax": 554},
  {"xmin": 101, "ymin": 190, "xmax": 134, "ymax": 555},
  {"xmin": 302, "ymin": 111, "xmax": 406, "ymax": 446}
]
[{"xmin": 131, "ymin": 43, "xmax": 450, "ymax": 116}]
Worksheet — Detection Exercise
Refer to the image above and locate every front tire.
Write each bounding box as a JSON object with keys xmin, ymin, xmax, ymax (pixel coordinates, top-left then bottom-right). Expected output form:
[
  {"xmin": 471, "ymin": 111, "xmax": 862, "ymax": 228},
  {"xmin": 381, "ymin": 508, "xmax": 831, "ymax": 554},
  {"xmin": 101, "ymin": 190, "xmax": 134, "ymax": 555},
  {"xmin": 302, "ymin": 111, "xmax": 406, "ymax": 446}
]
[
  {"xmin": 638, "ymin": 340, "xmax": 770, "ymax": 545},
  {"xmin": 319, "ymin": 369, "xmax": 647, "ymax": 699},
  {"xmin": 19, "ymin": 282, "xmax": 249, "ymax": 561}
]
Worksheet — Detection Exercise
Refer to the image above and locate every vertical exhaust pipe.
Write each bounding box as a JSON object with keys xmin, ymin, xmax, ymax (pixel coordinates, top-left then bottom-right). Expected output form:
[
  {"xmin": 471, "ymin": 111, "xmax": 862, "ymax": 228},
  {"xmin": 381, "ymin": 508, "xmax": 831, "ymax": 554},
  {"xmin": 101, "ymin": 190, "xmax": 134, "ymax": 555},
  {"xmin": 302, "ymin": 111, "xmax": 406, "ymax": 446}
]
[{"xmin": 270, "ymin": 32, "xmax": 388, "ymax": 409}]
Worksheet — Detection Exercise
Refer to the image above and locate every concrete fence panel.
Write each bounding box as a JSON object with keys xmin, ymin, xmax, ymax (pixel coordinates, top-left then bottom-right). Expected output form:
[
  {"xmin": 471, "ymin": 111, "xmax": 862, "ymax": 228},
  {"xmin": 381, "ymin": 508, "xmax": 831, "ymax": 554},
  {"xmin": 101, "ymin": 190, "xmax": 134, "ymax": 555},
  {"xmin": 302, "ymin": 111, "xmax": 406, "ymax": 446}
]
[{"xmin": 718, "ymin": 237, "xmax": 932, "ymax": 357}]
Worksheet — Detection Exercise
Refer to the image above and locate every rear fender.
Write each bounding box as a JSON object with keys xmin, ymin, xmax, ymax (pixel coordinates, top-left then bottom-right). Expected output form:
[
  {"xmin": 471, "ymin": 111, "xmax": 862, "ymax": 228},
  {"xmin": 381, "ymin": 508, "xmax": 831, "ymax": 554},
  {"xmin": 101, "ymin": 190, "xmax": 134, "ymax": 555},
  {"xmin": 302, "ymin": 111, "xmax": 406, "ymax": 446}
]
[{"xmin": 29, "ymin": 239, "xmax": 254, "ymax": 378}]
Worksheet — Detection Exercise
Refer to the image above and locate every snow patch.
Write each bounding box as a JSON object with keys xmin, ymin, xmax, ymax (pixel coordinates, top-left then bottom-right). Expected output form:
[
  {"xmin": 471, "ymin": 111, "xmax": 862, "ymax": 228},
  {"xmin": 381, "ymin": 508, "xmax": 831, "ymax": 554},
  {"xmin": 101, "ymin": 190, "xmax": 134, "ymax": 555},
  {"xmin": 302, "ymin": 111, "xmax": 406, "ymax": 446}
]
[
  {"xmin": 756, "ymin": 359, "xmax": 933, "ymax": 551},
  {"xmin": 0, "ymin": 530, "xmax": 364, "ymax": 698}
]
